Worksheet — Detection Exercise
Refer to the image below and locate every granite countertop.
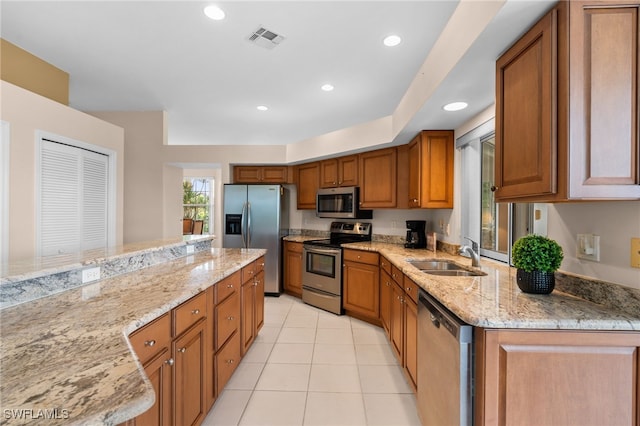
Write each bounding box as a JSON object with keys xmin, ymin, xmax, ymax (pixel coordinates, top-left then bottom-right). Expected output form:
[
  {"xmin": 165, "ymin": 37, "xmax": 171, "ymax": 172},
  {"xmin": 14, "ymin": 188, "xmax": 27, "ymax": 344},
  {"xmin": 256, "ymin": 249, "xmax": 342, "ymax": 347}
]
[
  {"xmin": 343, "ymin": 241, "xmax": 640, "ymax": 331},
  {"xmin": 0, "ymin": 247, "xmax": 265, "ymax": 425}
]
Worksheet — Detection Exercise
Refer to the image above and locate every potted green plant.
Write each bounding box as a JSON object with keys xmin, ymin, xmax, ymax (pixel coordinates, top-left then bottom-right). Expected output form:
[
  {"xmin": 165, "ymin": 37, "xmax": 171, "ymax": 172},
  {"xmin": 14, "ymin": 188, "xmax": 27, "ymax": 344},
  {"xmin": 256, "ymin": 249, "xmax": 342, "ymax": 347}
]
[{"xmin": 512, "ymin": 234, "xmax": 564, "ymax": 294}]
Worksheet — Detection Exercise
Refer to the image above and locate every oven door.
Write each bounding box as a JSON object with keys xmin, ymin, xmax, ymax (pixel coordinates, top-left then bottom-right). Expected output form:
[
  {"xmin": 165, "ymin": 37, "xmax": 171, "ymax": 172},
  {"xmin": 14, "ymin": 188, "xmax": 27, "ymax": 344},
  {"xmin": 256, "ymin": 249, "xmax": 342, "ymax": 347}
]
[{"xmin": 302, "ymin": 245, "xmax": 342, "ymax": 295}]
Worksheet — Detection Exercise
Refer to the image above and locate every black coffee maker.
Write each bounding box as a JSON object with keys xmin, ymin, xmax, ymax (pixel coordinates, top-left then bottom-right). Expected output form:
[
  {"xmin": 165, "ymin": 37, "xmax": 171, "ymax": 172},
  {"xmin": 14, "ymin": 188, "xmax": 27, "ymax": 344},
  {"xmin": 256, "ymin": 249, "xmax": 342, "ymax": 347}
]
[{"xmin": 404, "ymin": 220, "xmax": 427, "ymax": 249}]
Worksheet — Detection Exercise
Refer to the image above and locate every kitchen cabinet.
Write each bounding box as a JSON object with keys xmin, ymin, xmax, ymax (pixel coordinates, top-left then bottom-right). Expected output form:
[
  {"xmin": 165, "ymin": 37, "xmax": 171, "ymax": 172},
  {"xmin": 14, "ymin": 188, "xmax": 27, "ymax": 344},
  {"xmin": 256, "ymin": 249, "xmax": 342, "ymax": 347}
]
[
  {"xmin": 233, "ymin": 166, "xmax": 288, "ymax": 183},
  {"xmin": 296, "ymin": 162, "xmax": 320, "ymax": 209},
  {"xmin": 406, "ymin": 130, "xmax": 454, "ymax": 208},
  {"xmin": 214, "ymin": 272, "xmax": 241, "ymax": 396},
  {"xmin": 495, "ymin": 1, "xmax": 640, "ymax": 202},
  {"xmin": 241, "ymin": 257, "xmax": 265, "ymax": 355},
  {"xmin": 475, "ymin": 329, "xmax": 640, "ymax": 425},
  {"xmin": 284, "ymin": 241, "xmax": 303, "ymax": 297},
  {"xmin": 172, "ymin": 292, "xmax": 207, "ymax": 426},
  {"xmin": 403, "ymin": 275, "xmax": 418, "ymax": 391},
  {"xmin": 359, "ymin": 148, "xmax": 397, "ymax": 208},
  {"xmin": 379, "ymin": 257, "xmax": 393, "ymax": 336},
  {"xmin": 320, "ymin": 155, "xmax": 359, "ymax": 188},
  {"xmin": 129, "ymin": 314, "xmax": 172, "ymax": 426},
  {"xmin": 342, "ymin": 249, "xmax": 380, "ymax": 323}
]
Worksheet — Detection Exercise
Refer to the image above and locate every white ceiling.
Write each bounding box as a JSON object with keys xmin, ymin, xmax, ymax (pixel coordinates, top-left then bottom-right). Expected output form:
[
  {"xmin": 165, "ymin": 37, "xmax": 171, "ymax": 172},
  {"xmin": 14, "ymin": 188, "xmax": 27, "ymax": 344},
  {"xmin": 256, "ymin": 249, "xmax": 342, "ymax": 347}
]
[{"xmin": 1, "ymin": 0, "xmax": 555, "ymax": 149}]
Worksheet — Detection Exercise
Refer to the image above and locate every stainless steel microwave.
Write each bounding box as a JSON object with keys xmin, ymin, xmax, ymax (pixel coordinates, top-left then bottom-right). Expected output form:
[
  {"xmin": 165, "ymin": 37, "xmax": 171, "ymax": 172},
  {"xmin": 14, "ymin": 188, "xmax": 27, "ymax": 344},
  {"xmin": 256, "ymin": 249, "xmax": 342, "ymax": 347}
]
[{"xmin": 316, "ymin": 186, "xmax": 373, "ymax": 219}]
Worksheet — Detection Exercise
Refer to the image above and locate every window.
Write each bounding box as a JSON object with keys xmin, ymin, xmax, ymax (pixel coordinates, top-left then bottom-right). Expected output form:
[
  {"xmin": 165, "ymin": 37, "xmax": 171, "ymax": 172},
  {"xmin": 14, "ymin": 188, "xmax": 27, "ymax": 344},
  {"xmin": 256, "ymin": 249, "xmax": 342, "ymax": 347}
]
[
  {"xmin": 458, "ymin": 119, "xmax": 543, "ymax": 264},
  {"xmin": 37, "ymin": 136, "xmax": 114, "ymax": 256},
  {"xmin": 183, "ymin": 178, "xmax": 212, "ymax": 234}
]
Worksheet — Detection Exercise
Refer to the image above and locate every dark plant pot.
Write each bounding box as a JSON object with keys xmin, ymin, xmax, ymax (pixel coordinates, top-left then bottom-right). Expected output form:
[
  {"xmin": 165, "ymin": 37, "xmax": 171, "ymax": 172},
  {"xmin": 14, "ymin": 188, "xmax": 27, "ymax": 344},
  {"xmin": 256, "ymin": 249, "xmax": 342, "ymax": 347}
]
[{"xmin": 516, "ymin": 269, "xmax": 555, "ymax": 294}]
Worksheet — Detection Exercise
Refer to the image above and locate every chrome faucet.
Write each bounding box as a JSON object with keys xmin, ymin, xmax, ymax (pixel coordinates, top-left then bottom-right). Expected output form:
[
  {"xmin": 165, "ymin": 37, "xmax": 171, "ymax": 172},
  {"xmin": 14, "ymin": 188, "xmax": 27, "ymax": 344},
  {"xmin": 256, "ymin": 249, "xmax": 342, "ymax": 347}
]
[{"xmin": 459, "ymin": 237, "xmax": 481, "ymax": 267}]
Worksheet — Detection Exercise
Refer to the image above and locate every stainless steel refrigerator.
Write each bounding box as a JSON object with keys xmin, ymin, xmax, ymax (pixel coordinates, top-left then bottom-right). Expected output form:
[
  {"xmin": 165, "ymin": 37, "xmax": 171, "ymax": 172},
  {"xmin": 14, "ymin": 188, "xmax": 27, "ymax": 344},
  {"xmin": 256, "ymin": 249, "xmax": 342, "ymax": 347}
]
[{"xmin": 223, "ymin": 184, "xmax": 289, "ymax": 295}]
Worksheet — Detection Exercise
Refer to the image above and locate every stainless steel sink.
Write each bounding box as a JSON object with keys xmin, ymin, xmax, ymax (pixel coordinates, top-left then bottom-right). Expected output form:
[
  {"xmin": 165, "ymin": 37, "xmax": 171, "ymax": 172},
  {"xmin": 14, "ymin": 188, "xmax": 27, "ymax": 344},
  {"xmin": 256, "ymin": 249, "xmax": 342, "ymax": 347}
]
[
  {"xmin": 408, "ymin": 259, "xmax": 465, "ymax": 271},
  {"xmin": 424, "ymin": 270, "xmax": 486, "ymax": 277},
  {"xmin": 408, "ymin": 259, "xmax": 486, "ymax": 277}
]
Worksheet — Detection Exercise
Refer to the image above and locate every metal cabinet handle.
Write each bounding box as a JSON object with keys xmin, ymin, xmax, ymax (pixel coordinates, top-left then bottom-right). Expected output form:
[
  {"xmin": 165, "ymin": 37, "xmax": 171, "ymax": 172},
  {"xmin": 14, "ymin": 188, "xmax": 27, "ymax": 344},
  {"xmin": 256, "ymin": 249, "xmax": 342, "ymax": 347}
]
[
  {"xmin": 144, "ymin": 340, "xmax": 156, "ymax": 347},
  {"xmin": 406, "ymin": 287, "xmax": 412, "ymax": 292},
  {"xmin": 227, "ymin": 359, "xmax": 234, "ymax": 364},
  {"xmin": 165, "ymin": 358, "xmax": 174, "ymax": 366},
  {"xmin": 227, "ymin": 316, "xmax": 234, "ymax": 321},
  {"xmin": 490, "ymin": 186, "xmax": 498, "ymax": 192},
  {"xmin": 192, "ymin": 309, "xmax": 200, "ymax": 315},
  {"xmin": 178, "ymin": 348, "xmax": 186, "ymax": 353},
  {"xmin": 227, "ymin": 284, "xmax": 234, "ymax": 288}
]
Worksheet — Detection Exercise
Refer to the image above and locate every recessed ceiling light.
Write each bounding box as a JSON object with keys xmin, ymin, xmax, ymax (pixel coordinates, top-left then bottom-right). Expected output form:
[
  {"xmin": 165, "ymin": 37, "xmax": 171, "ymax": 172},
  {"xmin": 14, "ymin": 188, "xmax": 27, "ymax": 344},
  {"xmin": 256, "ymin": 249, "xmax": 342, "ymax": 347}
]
[
  {"xmin": 443, "ymin": 102, "xmax": 468, "ymax": 112},
  {"xmin": 256, "ymin": 105, "xmax": 268, "ymax": 111},
  {"xmin": 383, "ymin": 35, "xmax": 402, "ymax": 47},
  {"xmin": 321, "ymin": 84, "xmax": 334, "ymax": 92},
  {"xmin": 204, "ymin": 5, "xmax": 225, "ymax": 20}
]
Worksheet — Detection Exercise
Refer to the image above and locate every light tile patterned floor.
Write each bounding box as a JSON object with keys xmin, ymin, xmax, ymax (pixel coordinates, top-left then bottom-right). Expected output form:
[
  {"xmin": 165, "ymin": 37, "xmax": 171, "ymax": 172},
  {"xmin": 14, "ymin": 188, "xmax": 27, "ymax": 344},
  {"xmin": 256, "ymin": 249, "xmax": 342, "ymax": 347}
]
[{"xmin": 202, "ymin": 294, "xmax": 420, "ymax": 426}]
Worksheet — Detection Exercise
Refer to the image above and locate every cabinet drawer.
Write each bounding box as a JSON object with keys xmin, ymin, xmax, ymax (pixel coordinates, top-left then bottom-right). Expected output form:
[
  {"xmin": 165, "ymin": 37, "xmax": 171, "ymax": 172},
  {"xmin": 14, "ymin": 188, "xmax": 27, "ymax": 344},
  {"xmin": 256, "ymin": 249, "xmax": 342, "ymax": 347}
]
[
  {"xmin": 242, "ymin": 261, "xmax": 256, "ymax": 283},
  {"xmin": 255, "ymin": 256, "xmax": 265, "ymax": 273},
  {"xmin": 216, "ymin": 332, "xmax": 241, "ymax": 395},
  {"xmin": 287, "ymin": 241, "xmax": 303, "ymax": 253},
  {"xmin": 216, "ymin": 271, "xmax": 240, "ymax": 304},
  {"xmin": 173, "ymin": 292, "xmax": 207, "ymax": 337},
  {"xmin": 391, "ymin": 265, "xmax": 403, "ymax": 285},
  {"xmin": 129, "ymin": 313, "xmax": 171, "ymax": 365},
  {"xmin": 215, "ymin": 291, "xmax": 240, "ymax": 351},
  {"xmin": 343, "ymin": 249, "xmax": 379, "ymax": 266},
  {"xmin": 403, "ymin": 275, "xmax": 419, "ymax": 304},
  {"xmin": 380, "ymin": 256, "xmax": 392, "ymax": 275}
]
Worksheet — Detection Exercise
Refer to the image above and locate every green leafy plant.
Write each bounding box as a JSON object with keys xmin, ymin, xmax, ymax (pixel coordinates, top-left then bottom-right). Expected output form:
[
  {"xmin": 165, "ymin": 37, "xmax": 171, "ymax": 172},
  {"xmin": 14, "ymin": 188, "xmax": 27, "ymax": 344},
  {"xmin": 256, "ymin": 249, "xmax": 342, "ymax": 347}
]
[{"xmin": 512, "ymin": 234, "xmax": 563, "ymax": 273}]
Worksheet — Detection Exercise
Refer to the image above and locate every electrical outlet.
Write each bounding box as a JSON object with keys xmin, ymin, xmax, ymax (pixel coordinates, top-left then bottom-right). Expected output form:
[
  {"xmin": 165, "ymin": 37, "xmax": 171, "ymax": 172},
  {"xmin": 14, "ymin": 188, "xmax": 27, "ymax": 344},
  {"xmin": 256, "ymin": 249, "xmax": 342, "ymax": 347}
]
[
  {"xmin": 631, "ymin": 238, "xmax": 640, "ymax": 269},
  {"xmin": 186, "ymin": 245, "xmax": 195, "ymax": 254},
  {"xmin": 82, "ymin": 267, "xmax": 101, "ymax": 283},
  {"xmin": 576, "ymin": 234, "xmax": 600, "ymax": 262}
]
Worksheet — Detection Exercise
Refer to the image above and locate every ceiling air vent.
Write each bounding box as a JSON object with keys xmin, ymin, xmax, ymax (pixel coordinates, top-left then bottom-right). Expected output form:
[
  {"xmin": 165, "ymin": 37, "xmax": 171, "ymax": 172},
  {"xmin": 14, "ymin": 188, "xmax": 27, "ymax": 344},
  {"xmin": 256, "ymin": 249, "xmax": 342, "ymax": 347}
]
[{"xmin": 248, "ymin": 27, "xmax": 285, "ymax": 50}]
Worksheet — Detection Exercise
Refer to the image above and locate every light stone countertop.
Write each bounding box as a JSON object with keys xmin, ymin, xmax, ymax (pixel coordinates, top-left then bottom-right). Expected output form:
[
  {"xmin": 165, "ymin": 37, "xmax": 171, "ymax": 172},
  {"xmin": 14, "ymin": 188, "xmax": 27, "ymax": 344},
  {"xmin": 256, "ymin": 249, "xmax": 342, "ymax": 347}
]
[
  {"xmin": 0, "ymin": 247, "xmax": 265, "ymax": 426},
  {"xmin": 341, "ymin": 241, "xmax": 640, "ymax": 331}
]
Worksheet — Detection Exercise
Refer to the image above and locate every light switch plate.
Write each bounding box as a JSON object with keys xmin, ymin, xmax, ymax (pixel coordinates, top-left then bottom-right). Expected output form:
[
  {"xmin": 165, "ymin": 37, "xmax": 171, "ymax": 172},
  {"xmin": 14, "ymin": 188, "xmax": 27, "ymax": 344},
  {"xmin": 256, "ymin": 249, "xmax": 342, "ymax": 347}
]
[
  {"xmin": 631, "ymin": 238, "xmax": 640, "ymax": 269},
  {"xmin": 186, "ymin": 245, "xmax": 195, "ymax": 254},
  {"xmin": 82, "ymin": 266, "xmax": 101, "ymax": 283}
]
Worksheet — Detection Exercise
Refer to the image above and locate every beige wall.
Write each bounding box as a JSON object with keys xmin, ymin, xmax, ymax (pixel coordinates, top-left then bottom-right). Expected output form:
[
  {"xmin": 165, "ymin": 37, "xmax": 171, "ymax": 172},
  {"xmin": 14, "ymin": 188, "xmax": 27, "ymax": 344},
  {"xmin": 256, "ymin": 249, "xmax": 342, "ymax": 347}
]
[
  {"xmin": 1, "ymin": 39, "xmax": 69, "ymax": 105},
  {"xmin": 1, "ymin": 81, "xmax": 124, "ymax": 261},
  {"xmin": 163, "ymin": 165, "xmax": 183, "ymax": 239}
]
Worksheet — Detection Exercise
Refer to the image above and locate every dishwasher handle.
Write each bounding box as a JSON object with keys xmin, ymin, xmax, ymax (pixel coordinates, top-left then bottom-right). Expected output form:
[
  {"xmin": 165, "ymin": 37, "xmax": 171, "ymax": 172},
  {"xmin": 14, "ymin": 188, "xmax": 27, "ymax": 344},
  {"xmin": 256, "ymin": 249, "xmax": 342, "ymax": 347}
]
[{"xmin": 419, "ymin": 289, "xmax": 472, "ymax": 343}]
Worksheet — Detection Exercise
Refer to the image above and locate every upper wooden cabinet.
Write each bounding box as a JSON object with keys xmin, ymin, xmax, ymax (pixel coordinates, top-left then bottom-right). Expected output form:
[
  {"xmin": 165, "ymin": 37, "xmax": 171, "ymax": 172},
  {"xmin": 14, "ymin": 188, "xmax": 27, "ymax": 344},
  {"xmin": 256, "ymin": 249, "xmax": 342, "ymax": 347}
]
[
  {"xmin": 495, "ymin": 1, "xmax": 640, "ymax": 202},
  {"xmin": 296, "ymin": 162, "xmax": 320, "ymax": 209},
  {"xmin": 233, "ymin": 166, "xmax": 288, "ymax": 184},
  {"xmin": 320, "ymin": 155, "xmax": 359, "ymax": 188},
  {"xmin": 359, "ymin": 148, "xmax": 397, "ymax": 208},
  {"xmin": 406, "ymin": 130, "xmax": 454, "ymax": 208}
]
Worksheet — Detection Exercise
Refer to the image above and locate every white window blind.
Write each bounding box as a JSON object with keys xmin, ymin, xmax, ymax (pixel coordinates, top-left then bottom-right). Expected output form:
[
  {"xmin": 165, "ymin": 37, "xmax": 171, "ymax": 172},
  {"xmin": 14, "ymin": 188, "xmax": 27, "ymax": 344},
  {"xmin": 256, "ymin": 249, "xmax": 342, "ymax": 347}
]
[{"xmin": 40, "ymin": 139, "xmax": 108, "ymax": 256}]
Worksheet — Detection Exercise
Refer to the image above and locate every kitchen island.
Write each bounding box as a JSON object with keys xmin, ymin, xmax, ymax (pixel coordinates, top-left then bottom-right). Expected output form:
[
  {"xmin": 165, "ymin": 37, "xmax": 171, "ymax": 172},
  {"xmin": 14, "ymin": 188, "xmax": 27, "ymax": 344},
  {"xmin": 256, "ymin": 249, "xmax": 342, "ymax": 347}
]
[{"xmin": 0, "ymin": 241, "xmax": 266, "ymax": 425}]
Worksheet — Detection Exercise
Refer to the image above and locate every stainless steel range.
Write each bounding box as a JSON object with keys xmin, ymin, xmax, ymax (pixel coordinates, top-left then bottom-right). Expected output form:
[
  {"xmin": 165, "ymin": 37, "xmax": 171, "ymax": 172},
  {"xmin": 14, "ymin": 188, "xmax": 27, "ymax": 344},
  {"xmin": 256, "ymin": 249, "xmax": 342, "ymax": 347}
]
[{"xmin": 302, "ymin": 221, "xmax": 372, "ymax": 315}]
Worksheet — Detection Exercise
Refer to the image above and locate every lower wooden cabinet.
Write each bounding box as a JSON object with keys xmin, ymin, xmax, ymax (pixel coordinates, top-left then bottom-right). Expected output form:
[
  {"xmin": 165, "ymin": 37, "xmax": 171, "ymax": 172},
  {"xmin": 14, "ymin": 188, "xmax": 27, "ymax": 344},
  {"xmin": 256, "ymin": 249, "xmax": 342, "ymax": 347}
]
[
  {"xmin": 342, "ymin": 249, "xmax": 380, "ymax": 323},
  {"xmin": 379, "ymin": 268, "xmax": 393, "ymax": 336},
  {"xmin": 476, "ymin": 329, "xmax": 640, "ymax": 425},
  {"xmin": 284, "ymin": 241, "xmax": 303, "ymax": 297},
  {"xmin": 403, "ymin": 276, "xmax": 418, "ymax": 391},
  {"xmin": 128, "ymin": 258, "xmax": 264, "ymax": 426},
  {"xmin": 173, "ymin": 318, "xmax": 206, "ymax": 426}
]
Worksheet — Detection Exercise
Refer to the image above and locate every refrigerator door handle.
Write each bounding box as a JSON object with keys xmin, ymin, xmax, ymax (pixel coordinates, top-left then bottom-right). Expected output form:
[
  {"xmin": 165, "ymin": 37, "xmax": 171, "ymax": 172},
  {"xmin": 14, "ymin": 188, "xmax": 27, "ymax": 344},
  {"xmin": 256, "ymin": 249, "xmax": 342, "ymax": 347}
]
[
  {"xmin": 246, "ymin": 202, "xmax": 252, "ymax": 247},
  {"xmin": 241, "ymin": 202, "xmax": 248, "ymax": 248}
]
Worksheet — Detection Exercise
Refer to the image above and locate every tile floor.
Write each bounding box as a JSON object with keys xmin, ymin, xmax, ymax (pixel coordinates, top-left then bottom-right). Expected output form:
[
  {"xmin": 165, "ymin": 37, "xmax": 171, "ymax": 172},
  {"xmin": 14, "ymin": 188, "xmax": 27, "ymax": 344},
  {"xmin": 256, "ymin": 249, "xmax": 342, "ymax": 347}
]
[{"xmin": 202, "ymin": 294, "xmax": 421, "ymax": 426}]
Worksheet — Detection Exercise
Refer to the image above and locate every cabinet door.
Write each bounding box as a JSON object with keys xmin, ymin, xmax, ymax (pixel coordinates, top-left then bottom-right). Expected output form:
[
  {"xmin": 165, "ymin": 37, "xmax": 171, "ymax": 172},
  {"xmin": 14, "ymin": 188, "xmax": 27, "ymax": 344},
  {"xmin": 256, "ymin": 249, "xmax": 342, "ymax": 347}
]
[
  {"xmin": 215, "ymin": 332, "xmax": 241, "ymax": 396},
  {"xmin": 284, "ymin": 242, "xmax": 303, "ymax": 297},
  {"xmin": 338, "ymin": 155, "xmax": 359, "ymax": 187},
  {"xmin": 296, "ymin": 162, "xmax": 320, "ymax": 209},
  {"xmin": 390, "ymin": 282, "xmax": 404, "ymax": 363},
  {"xmin": 173, "ymin": 320, "xmax": 206, "ymax": 426},
  {"xmin": 419, "ymin": 131, "xmax": 454, "ymax": 208},
  {"xmin": 407, "ymin": 137, "xmax": 421, "ymax": 207},
  {"xmin": 254, "ymin": 270, "xmax": 265, "ymax": 334},
  {"xmin": 134, "ymin": 348, "xmax": 172, "ymax": 426},
  {"xmin": 568, "ymin": 2, "xmax": 640, "ymax": 198},
  {"xmin": 379, "ymin": 269, "xmax": 393, "ymax": 337},
  {"xmin": 320, "ymin": 159, "xmax": 339, "ymax": 188},
  {"xmin": 404, "ymin": 296, "xmax": 417, "ymax": 392},
  {"xmin": 343, "ymin": 260, "xmax": 380, "ymax": 321},
  {"xmin": 359, "ymin": 148, "xmax": 397, "ymax": 208},
  {"xmin": 478, "ymin": 329, "xmax": 640, "ymax": 426},
  {"xmin": 261, "ymin": 166, "xmax": 288, "ymax": 183},
  {"xmin": 495, "ymin": 10, "xmax": 558, "ymax": 201},
  {"xmin": 233, "ymin": 166, "xmax": 262, "ymax": 183},
  {"xmin": 240, "ymin": 279, "xmax": 255, "ymax": 355}
]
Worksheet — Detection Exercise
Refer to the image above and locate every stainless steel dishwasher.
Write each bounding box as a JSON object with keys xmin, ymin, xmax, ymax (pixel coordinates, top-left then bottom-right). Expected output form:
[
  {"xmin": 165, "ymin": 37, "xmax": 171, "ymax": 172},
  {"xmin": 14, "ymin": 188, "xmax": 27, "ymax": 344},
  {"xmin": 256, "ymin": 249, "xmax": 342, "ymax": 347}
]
[{"xmin": 417, "ymin": 289, "xmax": 473, "ymax": 426}]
